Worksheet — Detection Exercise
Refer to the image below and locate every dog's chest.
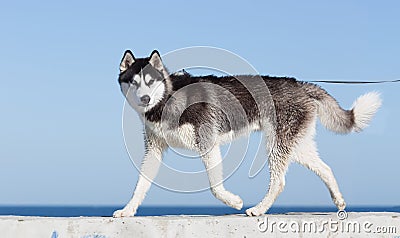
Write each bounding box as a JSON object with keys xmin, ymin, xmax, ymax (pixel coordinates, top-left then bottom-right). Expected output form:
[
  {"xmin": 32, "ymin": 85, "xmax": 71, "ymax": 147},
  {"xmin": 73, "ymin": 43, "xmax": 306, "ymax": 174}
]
[{"xmin": 146, "ymin": 122, "xmax": 196, "ymax": 149}]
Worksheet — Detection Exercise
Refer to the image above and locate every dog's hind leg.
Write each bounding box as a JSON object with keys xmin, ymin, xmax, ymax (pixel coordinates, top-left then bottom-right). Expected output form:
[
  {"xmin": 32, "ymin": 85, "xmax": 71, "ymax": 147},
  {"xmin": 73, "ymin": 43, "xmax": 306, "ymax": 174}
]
[
  {"xmin": 292, "ymin": 123, "xmax": 346, "ymax": 211},
  {"xmin": 201, "ymin": 145, "xmax": 243, "ymax": 210},
  {"xmin": 245, "ymin": 142, "xmax": 290, "ymax": 216}
]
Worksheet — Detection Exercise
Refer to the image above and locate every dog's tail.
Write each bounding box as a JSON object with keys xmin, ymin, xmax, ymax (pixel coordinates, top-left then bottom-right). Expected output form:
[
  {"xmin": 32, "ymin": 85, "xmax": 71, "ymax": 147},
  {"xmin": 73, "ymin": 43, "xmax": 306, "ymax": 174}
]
[{"xmin": 315, "ymin": 90, "xmax": 382, "ymax": 134}]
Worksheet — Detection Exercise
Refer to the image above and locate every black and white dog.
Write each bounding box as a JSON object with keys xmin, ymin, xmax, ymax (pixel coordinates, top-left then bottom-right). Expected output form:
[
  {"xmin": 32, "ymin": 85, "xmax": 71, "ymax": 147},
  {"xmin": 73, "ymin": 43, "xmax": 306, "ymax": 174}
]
[{"xmin": 114, "ymin": 50, "xmax": 381, "ymax": 217}]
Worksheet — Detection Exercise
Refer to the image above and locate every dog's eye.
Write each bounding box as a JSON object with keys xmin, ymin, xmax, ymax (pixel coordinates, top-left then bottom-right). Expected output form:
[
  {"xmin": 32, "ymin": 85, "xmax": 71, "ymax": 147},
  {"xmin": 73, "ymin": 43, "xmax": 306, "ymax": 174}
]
[
  {"xmin": 130, "ymin": 82, "xmax": 138, "ymax": 88},
  {"xmin": 148, "ymin": 79, "xmax": 155, "ymax": 85}
]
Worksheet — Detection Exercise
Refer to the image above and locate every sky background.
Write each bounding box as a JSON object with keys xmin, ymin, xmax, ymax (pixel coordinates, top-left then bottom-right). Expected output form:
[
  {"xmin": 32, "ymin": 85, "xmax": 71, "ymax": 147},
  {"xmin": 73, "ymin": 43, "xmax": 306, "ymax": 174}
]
[{"xmin": 0, "ymin": 1, "xmax": 399, "ymax": 208}]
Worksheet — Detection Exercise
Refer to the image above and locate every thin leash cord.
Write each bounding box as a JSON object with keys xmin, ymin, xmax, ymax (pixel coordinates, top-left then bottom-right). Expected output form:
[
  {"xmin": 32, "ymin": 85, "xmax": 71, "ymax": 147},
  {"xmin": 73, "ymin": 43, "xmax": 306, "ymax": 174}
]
[{"xmin": 307, "ymin": 79, "xmax": 400, "ymax": 84}]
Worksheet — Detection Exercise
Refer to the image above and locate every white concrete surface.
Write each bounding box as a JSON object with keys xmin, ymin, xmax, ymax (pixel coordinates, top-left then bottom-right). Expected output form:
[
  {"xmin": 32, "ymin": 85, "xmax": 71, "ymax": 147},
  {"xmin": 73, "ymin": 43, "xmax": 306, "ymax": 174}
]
[{"xmin": 0, "ymin": 212, "xmax": 399, "ymax": 238}]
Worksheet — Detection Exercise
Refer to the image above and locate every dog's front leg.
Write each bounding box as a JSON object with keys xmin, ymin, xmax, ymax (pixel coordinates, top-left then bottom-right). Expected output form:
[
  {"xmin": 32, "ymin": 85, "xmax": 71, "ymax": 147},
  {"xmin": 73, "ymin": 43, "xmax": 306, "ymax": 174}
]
[
  {"xmin": 202, "ymin": 144, "xmax": 243, "ymax": 210},
  {"xmin": 113, "ymin": 135, "xmax": 166, "ymax": 218}
]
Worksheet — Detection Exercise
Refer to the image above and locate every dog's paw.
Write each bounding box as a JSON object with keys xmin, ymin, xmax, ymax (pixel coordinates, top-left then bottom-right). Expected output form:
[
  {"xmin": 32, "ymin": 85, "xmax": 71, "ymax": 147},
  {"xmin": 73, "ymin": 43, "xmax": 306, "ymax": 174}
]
[
  {"xmin": 334, "ymin": 198, "xmax": 346, "ymax": 211},
  {"xmin": 225, "ymin": 193, "xmax": 243, "ymax": 210},
  {"xmin": 113, "ymin": 207, "xmax": 136, "ymax": 218},
  {"xmin": 245, "ymin": 206, "xmax": 266, "ymax": 217},
  {"xmin": 214, "ymin": 190, "xmax": 243, "ymax": 210}
]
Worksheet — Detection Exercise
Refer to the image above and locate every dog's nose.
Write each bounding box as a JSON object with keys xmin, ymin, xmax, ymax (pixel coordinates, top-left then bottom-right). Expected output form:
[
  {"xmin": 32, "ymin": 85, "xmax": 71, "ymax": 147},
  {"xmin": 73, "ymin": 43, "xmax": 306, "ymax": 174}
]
[{"xmin": 140, "ymin": 95, "xmax": 151, "ymax": 105}]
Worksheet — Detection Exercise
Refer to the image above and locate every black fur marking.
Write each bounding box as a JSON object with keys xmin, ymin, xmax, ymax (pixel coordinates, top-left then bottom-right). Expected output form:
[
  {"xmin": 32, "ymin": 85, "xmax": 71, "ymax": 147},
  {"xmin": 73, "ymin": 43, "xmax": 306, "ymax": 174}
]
[{"xmin": 118, "ymin": 57, "xmax": 164, "ymax": 86}]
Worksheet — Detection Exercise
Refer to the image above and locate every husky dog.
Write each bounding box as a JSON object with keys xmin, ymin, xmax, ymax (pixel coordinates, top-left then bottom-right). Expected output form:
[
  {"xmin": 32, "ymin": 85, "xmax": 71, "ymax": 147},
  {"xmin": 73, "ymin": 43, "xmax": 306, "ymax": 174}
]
[{"xmin": 114, "ymin": 50, "xmax": 382, "ymax": 217}]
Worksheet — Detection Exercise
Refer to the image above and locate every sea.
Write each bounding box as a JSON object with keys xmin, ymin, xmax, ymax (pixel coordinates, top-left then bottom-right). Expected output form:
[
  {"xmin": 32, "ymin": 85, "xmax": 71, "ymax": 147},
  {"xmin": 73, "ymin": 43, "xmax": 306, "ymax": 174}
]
[{"xmin": 0, "ymin": 206, "xmax": 399, "ymax": 217}]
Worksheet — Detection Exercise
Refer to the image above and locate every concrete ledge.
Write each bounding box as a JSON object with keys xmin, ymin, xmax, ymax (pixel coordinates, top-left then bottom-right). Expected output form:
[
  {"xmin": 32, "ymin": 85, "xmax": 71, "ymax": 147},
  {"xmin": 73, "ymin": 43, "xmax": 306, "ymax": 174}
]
[{"xmin": 1, "ymin": 212, "xmax": 399, "ymax": 238}]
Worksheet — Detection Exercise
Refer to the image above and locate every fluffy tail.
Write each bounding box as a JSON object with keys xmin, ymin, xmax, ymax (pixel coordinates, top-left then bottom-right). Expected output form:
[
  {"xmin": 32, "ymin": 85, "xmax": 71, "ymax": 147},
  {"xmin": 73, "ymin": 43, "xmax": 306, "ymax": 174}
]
[{"xmin": 317, "ymin": 91, "xmax": 382, "ymax": 134}]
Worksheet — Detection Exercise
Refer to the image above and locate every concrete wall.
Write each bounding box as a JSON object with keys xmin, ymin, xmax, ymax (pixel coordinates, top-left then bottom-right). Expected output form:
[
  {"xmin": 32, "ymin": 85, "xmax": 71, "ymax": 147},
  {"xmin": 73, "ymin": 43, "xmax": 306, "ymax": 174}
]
[{"xmin": 1, "ymin": 212, "xmax": 399, "ymax": 238}]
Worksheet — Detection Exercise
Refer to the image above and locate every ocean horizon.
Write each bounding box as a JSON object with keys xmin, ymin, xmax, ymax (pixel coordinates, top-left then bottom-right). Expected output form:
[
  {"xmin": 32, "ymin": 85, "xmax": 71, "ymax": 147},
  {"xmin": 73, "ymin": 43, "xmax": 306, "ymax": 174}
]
[{"xmin": 0, "ymin": 205, "xmax": 399, "ymax": 217}]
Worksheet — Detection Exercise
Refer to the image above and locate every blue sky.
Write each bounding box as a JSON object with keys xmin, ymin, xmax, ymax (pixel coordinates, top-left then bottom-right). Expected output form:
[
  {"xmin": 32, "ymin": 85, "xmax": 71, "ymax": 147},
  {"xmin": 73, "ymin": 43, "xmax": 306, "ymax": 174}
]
[{"xmin": 0, "ymin": 1, "xmax": 399, "ymax": 207}]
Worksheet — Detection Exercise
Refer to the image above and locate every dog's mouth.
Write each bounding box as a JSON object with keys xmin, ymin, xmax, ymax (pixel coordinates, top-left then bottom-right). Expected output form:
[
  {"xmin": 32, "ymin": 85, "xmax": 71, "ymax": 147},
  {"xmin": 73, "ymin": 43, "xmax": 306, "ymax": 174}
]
[
  {"xmin": 139, "ymin": 103, "xmax": 150, "ymax": 107},
  {"xmin": 139, "ymin": 101, "xmax": 158, "ymax": 109}
]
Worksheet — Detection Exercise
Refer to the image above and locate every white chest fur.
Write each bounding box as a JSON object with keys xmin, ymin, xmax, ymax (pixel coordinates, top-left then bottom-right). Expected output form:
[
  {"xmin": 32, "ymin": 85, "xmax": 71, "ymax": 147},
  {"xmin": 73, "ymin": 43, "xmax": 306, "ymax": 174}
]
[{"xmin": 146, "ymin": 122, "xmax": 197, "ymax": 149}]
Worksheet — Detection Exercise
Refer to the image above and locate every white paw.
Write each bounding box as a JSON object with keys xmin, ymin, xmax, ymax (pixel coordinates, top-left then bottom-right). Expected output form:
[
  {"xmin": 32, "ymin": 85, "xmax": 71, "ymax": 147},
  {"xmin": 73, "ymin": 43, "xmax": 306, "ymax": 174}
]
[
  {"xmin": 334, "ymin": 198, "xmax": 346, "ymax": 211},
  {"xmin": 226, "ymin": 193, "xmax": 243, "ymax": 210},
  {"xmin": 245, "ymin": 206, "xmax": 266, "ymax": 216},
  {"xmin": 113, "ymin": 207, "xmax": 136, "ymax": 218},
  {"xmin": 215, "ymin": 190, "xmax": 243, "ymax": 210}
]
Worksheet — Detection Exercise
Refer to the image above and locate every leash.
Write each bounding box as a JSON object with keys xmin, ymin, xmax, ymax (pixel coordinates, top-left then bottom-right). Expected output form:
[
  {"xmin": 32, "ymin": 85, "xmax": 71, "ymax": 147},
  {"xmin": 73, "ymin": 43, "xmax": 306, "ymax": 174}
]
[{"xmin": 308, "ymin": 79, "xmax": 400, "ymax": 84}]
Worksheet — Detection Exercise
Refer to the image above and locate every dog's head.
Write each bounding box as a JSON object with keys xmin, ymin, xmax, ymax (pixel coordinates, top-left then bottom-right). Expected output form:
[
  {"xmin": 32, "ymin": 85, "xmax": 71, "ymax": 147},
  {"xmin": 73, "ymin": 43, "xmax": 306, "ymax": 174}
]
[{"xmin": 118, "ymin": 50, "xmax": 169, "ymax": 113}]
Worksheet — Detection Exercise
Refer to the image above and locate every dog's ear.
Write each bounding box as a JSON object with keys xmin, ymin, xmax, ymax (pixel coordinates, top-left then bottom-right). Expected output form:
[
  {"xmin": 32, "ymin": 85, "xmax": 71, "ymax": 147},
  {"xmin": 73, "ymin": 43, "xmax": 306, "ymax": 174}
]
[
  {"xmin": 148, "ymin": 50, "xmax": 164, "ymax": 72},
  {"xmin": 120, "ymin": 50, "xmax": 135, "ymax": 72}
]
